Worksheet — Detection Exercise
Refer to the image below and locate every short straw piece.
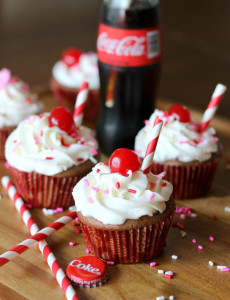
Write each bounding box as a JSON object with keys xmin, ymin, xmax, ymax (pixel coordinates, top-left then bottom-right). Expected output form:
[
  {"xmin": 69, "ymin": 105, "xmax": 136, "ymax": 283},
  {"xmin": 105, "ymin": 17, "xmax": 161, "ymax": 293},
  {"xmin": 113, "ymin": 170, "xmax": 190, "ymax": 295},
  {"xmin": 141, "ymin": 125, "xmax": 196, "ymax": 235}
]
[
  {"xmin": 1, "ymin": 176, "xmax": 78, "ymax": 300},
  {"xmin": 0, "ymin": 210, "xmax": 77, "ymax": 267},
  {"xmin": 73, "ymin": 81, "xmax": 89, "ymax": 127},
  {"xmin": 199, "ymin": 83, "xmax": 227, "ymax": 132},
  {"xmin": 141, "ymin": 117, "xmax": 163, "ymax": 174}
]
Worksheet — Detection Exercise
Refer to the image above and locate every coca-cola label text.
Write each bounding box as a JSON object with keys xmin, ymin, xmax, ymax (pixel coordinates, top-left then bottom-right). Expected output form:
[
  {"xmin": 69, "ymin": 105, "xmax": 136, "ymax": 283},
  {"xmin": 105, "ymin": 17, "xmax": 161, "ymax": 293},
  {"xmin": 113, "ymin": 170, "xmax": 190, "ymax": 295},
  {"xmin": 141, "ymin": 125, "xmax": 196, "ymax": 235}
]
[
  {"xmin": 69, "ymin": 259, "xmax": 101, "ymax": 275},
  {"xmin": 97, "ymin": 24, "xmax": 162, "ymax": 67}
]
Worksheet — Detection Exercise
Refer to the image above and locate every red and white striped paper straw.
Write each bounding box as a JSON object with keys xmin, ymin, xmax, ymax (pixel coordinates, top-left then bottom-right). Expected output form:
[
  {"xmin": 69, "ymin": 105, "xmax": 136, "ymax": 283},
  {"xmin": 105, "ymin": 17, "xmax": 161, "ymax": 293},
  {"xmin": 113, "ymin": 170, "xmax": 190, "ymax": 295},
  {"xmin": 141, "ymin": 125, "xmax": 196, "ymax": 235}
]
[
  {"xmin": 0, "ymin": 209, "xmax": 77, "ymax": 267},
  {"xmin": 200, "ymin": 83, "xmax": 227, "ymax": 132},
  {"xmin": 73, "ymin": 81, "xmax": 89, "ymax": 127},
  {"xmin": 1, "ymin": 177, "xmax": 78, "ymax": 300},
  {"xmin": 141, "ymin": 117, "xmax": 163, "ymax": 174}
]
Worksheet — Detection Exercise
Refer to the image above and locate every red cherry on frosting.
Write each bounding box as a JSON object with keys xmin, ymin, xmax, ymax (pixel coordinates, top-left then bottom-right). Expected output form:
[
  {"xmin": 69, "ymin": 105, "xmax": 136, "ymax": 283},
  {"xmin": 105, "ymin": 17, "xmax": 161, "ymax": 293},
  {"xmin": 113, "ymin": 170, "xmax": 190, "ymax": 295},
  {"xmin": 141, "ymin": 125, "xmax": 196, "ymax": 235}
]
[
  {"xmin": 109, "ymin": 148, "xmax": 141, "ymax": 176},
  {"xmin": 48, "ymin": 107, "xmax": 75, "ymax": 135},
  {"xmin": 168, "ymin": 104, "xmax": 191, "ymax": 123},
  {"xmin": 61, "ymin": 48, "xmax": 82, "ymax": 67}
]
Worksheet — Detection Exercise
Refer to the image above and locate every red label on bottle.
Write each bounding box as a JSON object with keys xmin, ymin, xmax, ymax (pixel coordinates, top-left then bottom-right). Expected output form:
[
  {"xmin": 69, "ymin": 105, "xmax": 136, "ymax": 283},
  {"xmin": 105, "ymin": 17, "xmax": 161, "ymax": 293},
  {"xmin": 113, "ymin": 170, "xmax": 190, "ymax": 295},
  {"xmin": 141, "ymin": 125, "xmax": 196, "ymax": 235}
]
[{"xmin": 97, "ymin": 23, "xmax": 162, "ymax": 67}]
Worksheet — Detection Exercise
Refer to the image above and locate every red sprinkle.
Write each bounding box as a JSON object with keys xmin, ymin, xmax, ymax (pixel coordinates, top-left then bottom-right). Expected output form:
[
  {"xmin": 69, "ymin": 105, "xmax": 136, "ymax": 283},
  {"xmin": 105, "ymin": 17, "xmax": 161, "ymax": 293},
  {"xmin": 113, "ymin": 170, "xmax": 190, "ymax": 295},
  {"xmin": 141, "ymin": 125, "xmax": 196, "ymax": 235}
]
[
  {"xmin": 77, "ymin": 157, "xmax": 84, "ymax": 162},
  {"xmin": 172, "ymin": 222, "xmax": 185, "ymax": 230},
  {"xmin": 128, "ymin": 189, "xmax": 136, "ymax": 194},
  {"xmin": 75, "ymin": 227, "xmax": 82, "ymax": 234},
  {"xmin": 61, "ymin": 136, "xmax": 70, "ymax": 147},
  {"xmin": 40, "ymin": 130, "xmax": 43, "ymax": 136},
  {"xmin": 39, "ymin": 113, "xmax": 45, "ymax": 119},
  {"xmin": 162, "ymin": 182, "xmax": 167, "ymax": 187},
  {"xmin": 69, "ymin": 241, "xmax": 77, "ymax": 246},
  {"xmin": 213, "ymin": 215, "xmax": 217, "ymax": 221},
  {"xmin": 96, "ymin": 169, "xmax": 100, "ymax": 173},
  {"xmin": 116, "ymin": 182, "xmax": 120, "ymax": 189},
  {"xmin": 46, "ymin": 157, "xmax": 54, "ymax": 160}
]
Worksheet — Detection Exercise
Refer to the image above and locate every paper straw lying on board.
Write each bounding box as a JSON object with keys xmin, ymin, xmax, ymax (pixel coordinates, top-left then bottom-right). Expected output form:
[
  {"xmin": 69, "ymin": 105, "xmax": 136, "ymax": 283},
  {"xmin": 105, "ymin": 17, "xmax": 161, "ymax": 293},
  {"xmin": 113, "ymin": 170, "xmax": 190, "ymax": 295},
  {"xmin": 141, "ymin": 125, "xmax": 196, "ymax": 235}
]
[
  {"xmin": 73, "ymin": 81, "xmax": 89, "ymax": 127},
  {"xmin": 1, "ymin": 176, "xmax": 78, "ymax": 300},
  {"xmin": 199, "ymin": 83, "xmax": 227, "ymax": 132},
  {"xmin": 0, "ymin": 207, "xmax": 77, "ymax": 267}
]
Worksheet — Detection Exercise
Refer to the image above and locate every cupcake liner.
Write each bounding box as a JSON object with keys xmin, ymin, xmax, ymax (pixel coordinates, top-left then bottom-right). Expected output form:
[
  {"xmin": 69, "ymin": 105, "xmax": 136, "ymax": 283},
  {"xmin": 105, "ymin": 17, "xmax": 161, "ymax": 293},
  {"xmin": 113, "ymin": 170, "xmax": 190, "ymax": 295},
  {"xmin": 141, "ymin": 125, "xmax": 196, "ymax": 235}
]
[
  {"xmin": 0, "ymin": 127, "xmax": 15, "ymax": 161},
  {"xmin": 79, "ymin": 210, "xmax": 175, "ymax": 264},
  {"xmin": 49, "ymin": 77, "xmax": 100, "ymax": 122},
  {"xmin": 151, "ymin": 154, "xmax": 222, "ymax": 199},
  {"xmin": 9, "ymin": 166, "xmax": 81, "ymax": 209}
]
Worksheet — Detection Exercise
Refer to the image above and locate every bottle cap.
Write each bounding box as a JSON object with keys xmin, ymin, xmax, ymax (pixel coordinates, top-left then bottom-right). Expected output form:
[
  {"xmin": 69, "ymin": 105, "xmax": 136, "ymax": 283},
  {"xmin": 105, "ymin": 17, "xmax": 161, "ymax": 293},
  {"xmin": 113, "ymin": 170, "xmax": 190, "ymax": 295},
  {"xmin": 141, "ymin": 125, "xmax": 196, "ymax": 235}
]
[{"xmin": 66, "ymin": 256, "xmax": 109, "ymax": 287}]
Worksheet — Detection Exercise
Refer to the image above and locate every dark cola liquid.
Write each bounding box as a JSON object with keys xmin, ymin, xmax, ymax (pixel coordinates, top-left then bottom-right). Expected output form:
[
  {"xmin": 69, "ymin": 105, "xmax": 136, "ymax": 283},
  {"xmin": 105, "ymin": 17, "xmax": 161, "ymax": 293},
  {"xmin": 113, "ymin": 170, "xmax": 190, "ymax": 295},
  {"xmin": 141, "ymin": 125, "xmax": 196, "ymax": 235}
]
[{"xmin": 97, "ymin": 3, "xmax": 161, "ymax": 156}]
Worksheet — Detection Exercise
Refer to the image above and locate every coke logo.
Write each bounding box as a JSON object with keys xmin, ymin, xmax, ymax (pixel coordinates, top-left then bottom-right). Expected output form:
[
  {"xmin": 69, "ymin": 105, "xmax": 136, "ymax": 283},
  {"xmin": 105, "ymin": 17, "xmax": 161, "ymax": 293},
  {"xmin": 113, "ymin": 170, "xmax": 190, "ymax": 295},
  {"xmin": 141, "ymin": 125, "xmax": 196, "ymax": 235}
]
[
  {"xmin": 69, "ymin": 259, "xmax": 101, "ymax": 275},
  {"xmin": 97, "ymin": 32, "xmax": 146, "ymax": 57}
]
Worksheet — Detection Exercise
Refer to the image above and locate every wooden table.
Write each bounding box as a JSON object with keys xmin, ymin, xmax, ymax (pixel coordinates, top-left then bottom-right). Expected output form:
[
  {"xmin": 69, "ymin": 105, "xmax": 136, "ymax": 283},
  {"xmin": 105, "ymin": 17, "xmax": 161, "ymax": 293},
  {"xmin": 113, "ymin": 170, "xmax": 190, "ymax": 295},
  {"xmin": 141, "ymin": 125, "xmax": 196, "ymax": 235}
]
[{"xmin": 0, "ymin": 90, "xmax": 230, "ymax": 300}]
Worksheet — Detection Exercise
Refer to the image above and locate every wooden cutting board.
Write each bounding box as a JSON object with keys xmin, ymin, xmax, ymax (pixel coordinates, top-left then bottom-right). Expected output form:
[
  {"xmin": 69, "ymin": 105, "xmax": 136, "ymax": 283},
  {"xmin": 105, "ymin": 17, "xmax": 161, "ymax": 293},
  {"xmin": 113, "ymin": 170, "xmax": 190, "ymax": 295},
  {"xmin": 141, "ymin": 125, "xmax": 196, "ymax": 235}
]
[{"xmin": 0, "ymin": 88, "xmax": 230, "ymax": 300}]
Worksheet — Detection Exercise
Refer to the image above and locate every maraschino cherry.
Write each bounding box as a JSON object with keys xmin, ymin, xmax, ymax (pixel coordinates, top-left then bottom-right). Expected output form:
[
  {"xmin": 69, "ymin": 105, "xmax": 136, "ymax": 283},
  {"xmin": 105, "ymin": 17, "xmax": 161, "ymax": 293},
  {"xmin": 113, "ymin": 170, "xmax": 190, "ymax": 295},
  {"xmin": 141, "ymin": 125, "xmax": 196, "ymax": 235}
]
[
  {"xmin": 109, "ymin": 148, "xmax": 141, "ymax": 176},
  {"xmin": 168, "ymin": 104, "xmax": 191, "ymax": 123},
  {"xmin": 48, "ymin": 107, "xmax": 75, "ymax": 135},
  {"xmin": 61, "ymin": 48, "xmax": 82, "ymax": 68}
]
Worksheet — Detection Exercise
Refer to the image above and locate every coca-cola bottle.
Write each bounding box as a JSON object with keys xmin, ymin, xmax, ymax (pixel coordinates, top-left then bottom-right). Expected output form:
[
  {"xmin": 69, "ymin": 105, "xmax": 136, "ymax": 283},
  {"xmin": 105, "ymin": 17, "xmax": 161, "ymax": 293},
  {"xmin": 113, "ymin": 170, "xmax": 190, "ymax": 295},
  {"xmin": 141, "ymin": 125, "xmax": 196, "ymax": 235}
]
[{"xmin": 96, "ymin": 0, "xmax": 162, "ymax": 156}]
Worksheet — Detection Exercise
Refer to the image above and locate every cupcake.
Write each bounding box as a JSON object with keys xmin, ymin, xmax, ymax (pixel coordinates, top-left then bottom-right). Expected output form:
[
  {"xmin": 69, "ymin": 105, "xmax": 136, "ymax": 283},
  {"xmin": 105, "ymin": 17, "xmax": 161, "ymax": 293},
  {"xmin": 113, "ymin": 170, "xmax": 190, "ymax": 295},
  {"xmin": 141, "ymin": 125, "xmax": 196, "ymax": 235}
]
[
  {"xmin": 72, "ymin": 148, "xmax": 174, "ymax": 264},
  {"xmin": 50, "ymin": 48, "xmax": 100, "ymax": 122},
  {"xmin": 0, "ymin": 68, "xmax": 42, "ymax": 160},
  {"xmin": 5, "ymin": 107, "xmax": 99, "ymax": 209},
  {"xmin": 134, "ymin": 105, "xmax": 222, "ymax": 199}
]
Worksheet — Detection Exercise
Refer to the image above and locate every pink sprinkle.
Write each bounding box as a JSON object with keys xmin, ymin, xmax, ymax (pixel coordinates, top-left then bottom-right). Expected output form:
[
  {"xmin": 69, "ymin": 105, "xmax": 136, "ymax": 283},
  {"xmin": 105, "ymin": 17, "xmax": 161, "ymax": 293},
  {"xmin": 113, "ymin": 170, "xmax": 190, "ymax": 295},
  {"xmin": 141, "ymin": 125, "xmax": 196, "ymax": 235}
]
[
  {"xmin": 192, "ymin": 239, "xmax": 197, "ymax": 244},
  {"xmin": 103, "ymin": 189, "xmax": 109, "ymax": 194},
  {"xmin": 4, "ymin": 162, "xmax": 10, "ymax": 169},
  {"xmin": 69, "ymin": 241, "xmax": 77, "ymax": 246},
  {"xmin": 86, "ymin": 248, "xmax": 90, "ymax": 254},
  {"xmin": 91, "ymin": 187, "xmax": 99, "ymax": 193},
  {"xmin": 87, "ymin": 197, "xmax": 93, "ymax": 204},
  {"xmin": 180, "ymin": 214, "xmax": 186, "ymax": 220},
  {"xmin": 135, "ymin": 149, "xmax": 141, "ymax": 154},
  {"xmin": 179, "ymin": 140, "xmax": 190, "ymax": 145},
  {"xmin": 82, "ymin": 142, "xmax": 88, "ymax": 146},
  {"xmin": 53, "ymin": 207, "xmax": 63, "ymax": 214},
  {"xmin": 106, "ymin": 261, "xmax": 115, "ymax": 265},
  {"xmin": 198, "ymin": 245, "xmax": 203, "ymax": 250},
  {"xmin": 116, "ymin": 182, "xmax": 120, "ymax": 189},
  {"xmin": 84, "ymin": 179, "xmax": 90, "ymax": 187},
  {"xmin": 50, "ymin": 147, "xmax": 54, "ymax": 151},
  {"xmin": 75, "ymin": 217, "xmax": 79, "ymax": 222},
  {"xmin": 191, "ymin": 123, "xmax": 199, "ymax": 131},
  {"xmin": 91, "ymin": 147, "xmax": 98, "ymax": 155},
  {"xmin": 144, "ymin": 120, "xmax": 150, "ymax": 126},
  {"xmin": 156, "ymin": 172, "xmax": 165, "ymax": 180},
  {"xmin": 34, "ymin": 136, "xmax": 39, "ymax": 145},
  {"xmin": 150, "ymin": 262, "xmax": 157, "ymax": 267},
  {"xmin": 211, "ymin": 136, "xmax": 217, "ymax": 142},
  {"xmin": 25, "ymin": 203, "xmax": 33, "ymax": 208},
  {"xmin": 148, "ymin": 192, "xmax": 155, "ymax": 201},
  {"xmin": 12, "ymin": 142, "xmax": 21, "ymax": 152},
  {"xmin": 209, "ymin": 235, "xmax": 215, "ymax": 242},
  {"xmin": 199, "ymin": 137, "xmax": 205, "ymax": 143},
  {"xmin": 221, "ymin": 268, "xmax": 230, "ymax": 272}
]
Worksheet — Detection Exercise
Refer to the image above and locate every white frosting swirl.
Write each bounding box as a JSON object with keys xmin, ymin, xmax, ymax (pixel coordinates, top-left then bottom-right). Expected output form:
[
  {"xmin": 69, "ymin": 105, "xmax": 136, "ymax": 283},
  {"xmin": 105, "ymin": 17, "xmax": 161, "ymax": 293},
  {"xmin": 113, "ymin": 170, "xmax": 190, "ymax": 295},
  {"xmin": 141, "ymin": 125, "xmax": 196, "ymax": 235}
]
[
  {"xmin": 135, "ymin": 109, "xmax": 218, "ymax": 163},
  {"xmin": 5, "ymin": 113, "xmax": 98, "ymax": 176},
  {"xmin": 52, "ymin": 52, "xmax": 99, "ymax": 90},
  {"xmin": 0, "ymin": 77, "xmax": 42, "ymax": 128},
  {"xmin": 73, "ymin": 163, "xmax": 173, "ymax": 225}
]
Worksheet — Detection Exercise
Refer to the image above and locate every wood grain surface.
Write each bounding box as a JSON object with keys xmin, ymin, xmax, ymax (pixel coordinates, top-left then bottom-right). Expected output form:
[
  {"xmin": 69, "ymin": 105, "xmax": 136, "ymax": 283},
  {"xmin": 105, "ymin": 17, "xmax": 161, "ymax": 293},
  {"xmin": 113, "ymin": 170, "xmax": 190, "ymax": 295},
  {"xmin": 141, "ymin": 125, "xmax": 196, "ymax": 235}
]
[{"xmin": 0, "ymin": 90, "xmax": 230, "ymax": 300}]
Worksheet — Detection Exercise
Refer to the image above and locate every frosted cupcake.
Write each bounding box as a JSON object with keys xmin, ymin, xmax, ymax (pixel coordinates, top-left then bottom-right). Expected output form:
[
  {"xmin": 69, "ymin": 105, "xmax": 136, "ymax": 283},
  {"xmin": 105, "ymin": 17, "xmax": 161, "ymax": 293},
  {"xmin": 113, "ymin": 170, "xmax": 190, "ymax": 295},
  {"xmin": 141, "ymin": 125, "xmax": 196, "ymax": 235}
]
[
  {"xmin": 0, "ymin": 68, "xmax": 42, "ymax": 160},
  {"xmin": 135, "ymin": 105, "xmax": 222, "ymax": 199},
  {"xmin": 50, "ymin": 48, "xmax": 100, "ymax": 122},
  {"xmin": 5, "ymin": 107, "xmax": 99, "ymax": 209},
  {"xmin": 73, "ymin": 148, "xmax": 174, "ymax": 264}
]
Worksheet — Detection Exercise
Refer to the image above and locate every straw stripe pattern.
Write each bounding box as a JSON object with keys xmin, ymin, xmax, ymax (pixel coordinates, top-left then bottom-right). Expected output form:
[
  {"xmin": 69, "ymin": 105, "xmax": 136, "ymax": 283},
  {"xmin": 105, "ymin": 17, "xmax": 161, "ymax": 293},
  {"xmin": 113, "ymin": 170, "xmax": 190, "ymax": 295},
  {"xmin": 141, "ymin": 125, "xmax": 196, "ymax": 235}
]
[
  {"xmin": 73, "ymin": 81, "xmax": 89, "ymax": 127},
  {"xmin": 141, "ymin": 117, "xmax": 163, "ymax": 174},
  {"xmin": 200, "ymin": 83, "xmax": 227, "ymax": 132}
]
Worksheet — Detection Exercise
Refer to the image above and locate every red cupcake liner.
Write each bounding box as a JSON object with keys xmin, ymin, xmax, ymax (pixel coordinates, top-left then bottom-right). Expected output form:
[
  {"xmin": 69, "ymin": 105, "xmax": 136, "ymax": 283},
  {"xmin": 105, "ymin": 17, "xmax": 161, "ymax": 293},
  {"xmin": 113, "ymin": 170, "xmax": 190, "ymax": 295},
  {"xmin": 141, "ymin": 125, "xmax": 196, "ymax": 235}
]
[
  {"xmin": 9, "ymin": 166, "xmax": 82, "ymax": 209},
  {"xmin": 49, "ymin": 77, "xmax": 100, "ymax": 122},
  {"xmin": 79, "ymin": 210, "xmax": 175, "ymax": 264},
  {"xmin": 0, "ymin": 127, "xmax": 15, "ymax": 161},
  {"xmin": 151, "ymin": 155, "xmax": 222, "ymax": 199}
]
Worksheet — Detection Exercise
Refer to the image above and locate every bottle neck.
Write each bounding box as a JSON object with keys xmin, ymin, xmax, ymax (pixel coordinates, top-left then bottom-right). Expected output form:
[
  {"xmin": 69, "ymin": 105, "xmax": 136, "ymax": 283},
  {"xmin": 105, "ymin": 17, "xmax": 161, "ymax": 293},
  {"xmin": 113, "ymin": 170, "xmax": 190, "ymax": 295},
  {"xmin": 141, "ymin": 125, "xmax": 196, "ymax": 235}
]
[{"xmin": 103, "ymin": 0, "xmax": 159, "ymax": 9}]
